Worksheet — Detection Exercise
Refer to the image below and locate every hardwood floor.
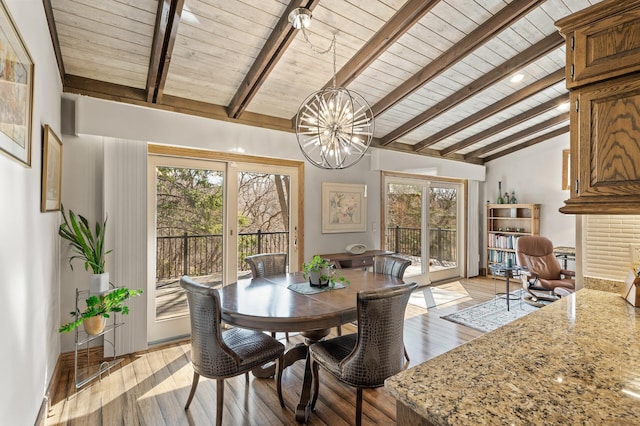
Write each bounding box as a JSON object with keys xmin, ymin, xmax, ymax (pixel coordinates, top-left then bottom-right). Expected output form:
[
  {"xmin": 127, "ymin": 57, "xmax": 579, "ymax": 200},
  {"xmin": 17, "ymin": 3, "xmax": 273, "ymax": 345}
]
[{"xmin": 48, "ymin": 277, "xmax": 496, "ymax": 425}]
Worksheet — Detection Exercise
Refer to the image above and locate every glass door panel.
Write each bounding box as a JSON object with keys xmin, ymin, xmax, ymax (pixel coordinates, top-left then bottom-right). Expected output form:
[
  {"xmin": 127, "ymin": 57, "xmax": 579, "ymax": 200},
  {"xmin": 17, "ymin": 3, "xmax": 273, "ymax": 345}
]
[
  {"xmin": 428, "ymin": 184, "xmax": 459, "ymax": 282},
  {"xmin": 236, "ymin": 171, "xmax": 291, "ymax": 280},
  {"xmin": 385, "ymin": 182, "xmax": 424, "ymax": 278},
  {"xmin": 147, "ymin": 156, "xmax": 226, "ymax": 343}
]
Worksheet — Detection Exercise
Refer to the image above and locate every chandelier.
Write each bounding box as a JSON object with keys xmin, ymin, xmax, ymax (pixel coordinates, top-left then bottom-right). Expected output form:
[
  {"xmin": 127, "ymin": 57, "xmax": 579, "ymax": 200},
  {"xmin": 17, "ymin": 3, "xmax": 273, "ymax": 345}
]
[{"xmin": 289, "ymin": 8, "xmax": 374, "ymax": 169}]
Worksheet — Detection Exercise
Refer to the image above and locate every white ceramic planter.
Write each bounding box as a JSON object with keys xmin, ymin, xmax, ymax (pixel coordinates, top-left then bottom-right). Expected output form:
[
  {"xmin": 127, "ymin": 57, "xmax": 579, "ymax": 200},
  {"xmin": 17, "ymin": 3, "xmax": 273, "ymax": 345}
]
[
  {"xmin": 90, "ymin": 272, "xmax": 110, "ymax": 294},
  {"xmin": 308, "ymin": 267, "xmax": 331, "ymax": 287}
]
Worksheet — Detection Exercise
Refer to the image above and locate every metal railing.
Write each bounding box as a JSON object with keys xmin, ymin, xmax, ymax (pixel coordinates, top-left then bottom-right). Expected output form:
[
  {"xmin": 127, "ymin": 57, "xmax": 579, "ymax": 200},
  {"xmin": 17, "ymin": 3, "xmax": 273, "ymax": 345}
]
[
  {"xmin": 156, "ymin": 230, "xmax": 289, "ymax": 280},
  {"xmin": 386, "ymin": 226, "xmax": 457, "ymax": 265}
]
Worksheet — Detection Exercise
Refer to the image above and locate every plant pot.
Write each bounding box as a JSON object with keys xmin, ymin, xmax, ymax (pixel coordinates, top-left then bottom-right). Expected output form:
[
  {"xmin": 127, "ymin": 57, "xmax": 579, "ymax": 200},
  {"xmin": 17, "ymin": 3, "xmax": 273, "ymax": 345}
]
[
  {"xmin": 90, "ymin": 272, "xmax": 109, "ymax": 294},
  {"xmin": 309, "ymin": 268, "xmax": 331, "ymax": 287},
  {"xmin": 83, "ymin": 316, "xmax": 106, "ymax": 335}
]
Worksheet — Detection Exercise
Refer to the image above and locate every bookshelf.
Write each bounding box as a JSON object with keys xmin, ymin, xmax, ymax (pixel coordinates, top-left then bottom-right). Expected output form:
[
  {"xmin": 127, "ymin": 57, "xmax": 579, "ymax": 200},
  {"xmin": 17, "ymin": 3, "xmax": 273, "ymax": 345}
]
[{"xmin": 486, "ymin": 203, "xmax": 540, "ymax": 278}]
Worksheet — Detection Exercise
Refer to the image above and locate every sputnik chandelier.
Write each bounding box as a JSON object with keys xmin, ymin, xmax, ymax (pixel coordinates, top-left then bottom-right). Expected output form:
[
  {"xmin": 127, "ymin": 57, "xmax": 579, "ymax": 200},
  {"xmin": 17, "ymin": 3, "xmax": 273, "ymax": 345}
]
[{"xmin": 289, "ymin": 8, "xmax": 374, "ymax": 170}]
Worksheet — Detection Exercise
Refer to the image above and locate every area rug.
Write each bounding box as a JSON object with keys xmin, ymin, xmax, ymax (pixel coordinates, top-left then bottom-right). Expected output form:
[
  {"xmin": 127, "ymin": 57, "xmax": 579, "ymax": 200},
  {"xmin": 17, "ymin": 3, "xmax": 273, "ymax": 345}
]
[
  {"xmin": 409, "ymin": 281, "xmax": 469, "ymax": 308},
  {"xmin": 441, "ymin": 290, "xmax": 539, "ymax": 333}
]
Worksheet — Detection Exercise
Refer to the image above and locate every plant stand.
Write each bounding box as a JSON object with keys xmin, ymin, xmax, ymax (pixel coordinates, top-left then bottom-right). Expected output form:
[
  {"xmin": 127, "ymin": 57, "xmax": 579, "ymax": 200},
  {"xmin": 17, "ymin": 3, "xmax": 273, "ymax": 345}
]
[{"xmin": 73, "ymin": 287, "xmax": 123, "ymax": 390}]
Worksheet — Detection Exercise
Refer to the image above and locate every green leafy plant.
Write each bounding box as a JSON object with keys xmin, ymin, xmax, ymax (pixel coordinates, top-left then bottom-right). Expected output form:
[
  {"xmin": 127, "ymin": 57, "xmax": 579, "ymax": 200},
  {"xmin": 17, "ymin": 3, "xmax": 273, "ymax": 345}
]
[
  {"xmin": 58, "ymin": 205, "xmax": 112, "ymax": 274},
  {"xmin": 302, "ymin": 255, "xmax": 349, "ymax": 288},
  {"xmin": 59, "ymin": 287, "xmax": 143, "ymax": 333}
]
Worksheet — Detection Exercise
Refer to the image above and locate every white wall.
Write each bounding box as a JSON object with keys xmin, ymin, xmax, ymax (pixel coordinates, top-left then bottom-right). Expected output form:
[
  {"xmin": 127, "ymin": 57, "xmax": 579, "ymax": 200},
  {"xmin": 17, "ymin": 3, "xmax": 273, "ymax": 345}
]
[
  {"xmin": 0, "ymin": 1, "xmax": 62, "ymax": 424},
  {"xmin": 483, "ymin": 133, "xmax": 575, "ymax": 268}
]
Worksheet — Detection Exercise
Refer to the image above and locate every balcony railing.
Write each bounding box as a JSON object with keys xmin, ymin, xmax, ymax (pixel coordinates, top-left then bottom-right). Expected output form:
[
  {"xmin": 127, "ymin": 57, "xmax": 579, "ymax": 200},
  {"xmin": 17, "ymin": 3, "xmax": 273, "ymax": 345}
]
[
  {"xmin": 156, "ymin": 230, "xmax": 289, "ymax": 280},
  {"xmin": 386, "ymin": 226, "xmax": 457, "ymax": 265}
]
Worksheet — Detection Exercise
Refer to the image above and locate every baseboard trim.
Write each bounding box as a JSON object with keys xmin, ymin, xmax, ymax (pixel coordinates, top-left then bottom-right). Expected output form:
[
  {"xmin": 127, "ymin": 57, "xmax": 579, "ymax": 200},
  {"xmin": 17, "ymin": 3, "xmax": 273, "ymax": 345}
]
[{"xmin": 35, "ymin": 352, "xmax": 64, "ymax": 426}]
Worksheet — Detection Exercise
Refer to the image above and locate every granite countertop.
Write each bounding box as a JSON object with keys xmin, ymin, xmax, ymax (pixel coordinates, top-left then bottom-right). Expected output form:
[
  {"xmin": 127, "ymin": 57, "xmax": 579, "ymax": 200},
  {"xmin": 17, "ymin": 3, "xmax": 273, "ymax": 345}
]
[{"xmin": 385, "ymin": 289, "xmax": 640, "ymax": 425}]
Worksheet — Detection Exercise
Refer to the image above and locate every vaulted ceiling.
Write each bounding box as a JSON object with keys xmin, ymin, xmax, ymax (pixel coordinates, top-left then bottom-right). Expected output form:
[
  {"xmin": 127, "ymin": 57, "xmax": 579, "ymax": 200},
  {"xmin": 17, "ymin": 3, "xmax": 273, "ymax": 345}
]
[{"xmin": 44, "ymin": 0, "xmax": 603, "ymax": 164}]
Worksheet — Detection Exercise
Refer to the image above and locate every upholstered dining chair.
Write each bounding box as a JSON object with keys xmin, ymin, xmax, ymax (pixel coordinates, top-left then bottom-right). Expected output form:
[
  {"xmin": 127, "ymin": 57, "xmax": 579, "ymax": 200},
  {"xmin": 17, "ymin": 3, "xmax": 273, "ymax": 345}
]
[
  {"xmin": 245, "ymin": 252, "xmax": 290, "ymax": 340},
  {"xmin": 515, "ymin": 236, "xmax": 576, "ymax": 306},
  {"xmin": 180, "ymin": 276, "xmax": 285, "ymax": 426},
  {"xmin": 309, "ymin": 282, "xmax": 418, "ymax": 426},
  {"xmin": 373, "ymin": 254, "xmax": 411, "ymax": 279}
]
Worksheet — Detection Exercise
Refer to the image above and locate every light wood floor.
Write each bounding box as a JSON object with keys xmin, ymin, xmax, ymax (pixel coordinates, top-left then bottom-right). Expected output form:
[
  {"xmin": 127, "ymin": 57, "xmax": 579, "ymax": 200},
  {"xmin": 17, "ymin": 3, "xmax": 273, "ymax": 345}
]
[{"xmin": 48, "ymin": 277, "xmax": 497, "ymax": 425}]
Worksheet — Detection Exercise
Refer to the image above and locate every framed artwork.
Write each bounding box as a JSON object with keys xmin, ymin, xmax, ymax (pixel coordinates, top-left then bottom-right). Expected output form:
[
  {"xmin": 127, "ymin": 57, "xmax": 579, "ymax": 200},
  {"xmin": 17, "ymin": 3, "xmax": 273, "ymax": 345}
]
[
  {"xmin": 41, "ymin": 125, "xmax": 62, "ymax": 212},
  {"xmin": 0, "ymin": 1, "xmax": 34, "ymax": 167},
  {"xmin": 562, "ymin": 149, "xmax": 570, "ymax": 191},
  {"xmin": 322, "ymin": 182, "xmax": 367, "ymax": 233}
]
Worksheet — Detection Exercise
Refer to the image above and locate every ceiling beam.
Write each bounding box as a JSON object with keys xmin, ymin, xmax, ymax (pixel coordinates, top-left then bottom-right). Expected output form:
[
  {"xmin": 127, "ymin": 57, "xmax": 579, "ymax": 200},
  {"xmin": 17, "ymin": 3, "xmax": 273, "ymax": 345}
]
[
  {"xmin": 464, "ymin": 112, "xmax": 569, "ymax": 159},
  {"xmin": 371, "ymin": 0, "xmax": 544, "ymax": 117},
  {"xmin": 380, "ymin": 33, "xmax": 563, "ymax": 145},
  {"xmin": 480, "ymin": 125, "xmax": 570, "ymax": 163},
  {"xmin": 64, "ymin": 74, "xmax": 293, "ymax": 133},
  {"xmin": 228, "ymin": 0, "xmax": 320, "ymax": 119},
  {"xmin": 146, "ymin": 0, "xmax": 184, "ymax": 103},
  {"xmin": 324, "ymin": 0, "xmax": 440, "ymax": 89},
  {"xmin": 414, "ymin": 68, "xmax": 565, "ymax": 152},
  {"xmin": 440, "ymin": 94, "xmax": 568, "ymax": 156},
  {"xmin": 42, "ymin": 0, "xmax": 65, "ymax": 82}
]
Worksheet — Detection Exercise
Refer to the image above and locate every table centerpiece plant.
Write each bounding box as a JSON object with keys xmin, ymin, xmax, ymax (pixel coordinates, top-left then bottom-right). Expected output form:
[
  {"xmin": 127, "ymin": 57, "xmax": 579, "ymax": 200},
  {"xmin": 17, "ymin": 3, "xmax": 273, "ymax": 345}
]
[{"xmin": 302, "ymin": 255, "xmax": 349, "ymax": 288}]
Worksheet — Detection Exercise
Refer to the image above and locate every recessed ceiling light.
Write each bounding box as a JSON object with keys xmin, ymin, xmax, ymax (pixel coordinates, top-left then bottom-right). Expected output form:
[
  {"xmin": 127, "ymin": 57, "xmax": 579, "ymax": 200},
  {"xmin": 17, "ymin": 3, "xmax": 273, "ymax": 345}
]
[
  {"xmin": 557, "ymin": 101, "xmax": 570, "ymax": 112},
  {"xmin": 509, "ymin": 73, "xmax": 525, "ymax": 83}
]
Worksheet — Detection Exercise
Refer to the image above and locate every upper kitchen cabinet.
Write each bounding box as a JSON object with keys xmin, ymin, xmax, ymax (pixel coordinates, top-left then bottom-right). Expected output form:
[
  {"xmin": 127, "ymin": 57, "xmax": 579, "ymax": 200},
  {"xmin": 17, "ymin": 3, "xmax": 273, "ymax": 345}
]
[{"xmin": 557, "ymin": 0, "xmax": 640, "ymax": 214}]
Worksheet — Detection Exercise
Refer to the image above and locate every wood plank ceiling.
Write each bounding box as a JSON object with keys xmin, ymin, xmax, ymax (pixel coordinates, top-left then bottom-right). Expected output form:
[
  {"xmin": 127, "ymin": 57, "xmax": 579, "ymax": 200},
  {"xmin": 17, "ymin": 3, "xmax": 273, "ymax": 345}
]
[{"xmin": 45, "ymin": 0, "xmax": 603, "ymax": 164}]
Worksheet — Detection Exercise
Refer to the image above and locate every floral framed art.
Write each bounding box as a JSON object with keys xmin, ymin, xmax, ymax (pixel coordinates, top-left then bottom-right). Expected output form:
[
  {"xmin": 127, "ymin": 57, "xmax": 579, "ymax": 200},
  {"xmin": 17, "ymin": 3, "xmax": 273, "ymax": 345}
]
[
  {"xmin": 321, "ymin": 182, "xmax": 367, "ymax": 233},
  {"xmin": 0, "ymin": 0, "xmax": 34, "ymax": 167},
  {"xmin": 41, "ymin": 125, "xmax": 62, "ymax": 212}
]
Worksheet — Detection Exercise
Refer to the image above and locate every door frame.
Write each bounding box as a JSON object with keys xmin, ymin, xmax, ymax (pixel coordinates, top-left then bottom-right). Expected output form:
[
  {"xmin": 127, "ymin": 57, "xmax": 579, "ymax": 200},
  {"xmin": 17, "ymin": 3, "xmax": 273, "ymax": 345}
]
[{"xmin": 146, "ymin": 144, "xmax": 304, "ymax": 344}]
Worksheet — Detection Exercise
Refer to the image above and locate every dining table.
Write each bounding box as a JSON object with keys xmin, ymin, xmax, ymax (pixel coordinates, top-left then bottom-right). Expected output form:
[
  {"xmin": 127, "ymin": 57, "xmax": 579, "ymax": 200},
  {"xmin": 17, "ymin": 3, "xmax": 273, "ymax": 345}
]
[{"xmin": 218, "ymin": 268, "xmax": 404, "ymax": 423}]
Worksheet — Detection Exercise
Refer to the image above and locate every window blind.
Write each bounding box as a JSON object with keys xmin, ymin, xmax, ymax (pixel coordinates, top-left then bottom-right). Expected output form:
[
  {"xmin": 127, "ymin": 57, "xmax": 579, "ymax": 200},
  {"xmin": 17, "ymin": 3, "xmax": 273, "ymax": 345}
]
[{"xmin": 584, "ymin": 215, "xmax": 640, "ymax": 282}]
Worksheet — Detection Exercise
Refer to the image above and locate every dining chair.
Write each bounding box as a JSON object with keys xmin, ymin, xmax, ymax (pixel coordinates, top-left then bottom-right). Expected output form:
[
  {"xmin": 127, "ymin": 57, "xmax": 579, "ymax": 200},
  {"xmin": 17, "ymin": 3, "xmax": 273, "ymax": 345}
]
[
  {"xmin": 180, "ymin": 276, "xmax": 285, "ymax": 426},
  {"xmin": 245, "ymin": 253, "xmax": 290, "ymax": 340},
  {"xmin": 373, "ymin": 254, "xmax": 411, "ymax": 278},
  {"xmin": 372, "ymin": 253, "xmax": 412, "ymax": 361},
  {"xmin": 309, "ymin": 281, "xmax": 417, "ymax": 426}
]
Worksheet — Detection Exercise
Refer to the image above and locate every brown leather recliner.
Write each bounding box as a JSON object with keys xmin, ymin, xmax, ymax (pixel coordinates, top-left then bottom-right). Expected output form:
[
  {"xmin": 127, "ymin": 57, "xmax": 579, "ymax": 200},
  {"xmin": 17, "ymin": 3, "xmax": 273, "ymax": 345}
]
[{"xmin": 515, "ymin": 236, "xmax": 575, "ymax": 305}]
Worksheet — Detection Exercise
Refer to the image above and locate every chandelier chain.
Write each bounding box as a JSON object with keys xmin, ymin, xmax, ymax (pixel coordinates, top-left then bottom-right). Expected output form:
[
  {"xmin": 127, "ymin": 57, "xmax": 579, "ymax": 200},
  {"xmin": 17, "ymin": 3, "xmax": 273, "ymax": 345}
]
[{"xmin": 300, "ymin": 27, "xmax": 337, "ymax": 88}]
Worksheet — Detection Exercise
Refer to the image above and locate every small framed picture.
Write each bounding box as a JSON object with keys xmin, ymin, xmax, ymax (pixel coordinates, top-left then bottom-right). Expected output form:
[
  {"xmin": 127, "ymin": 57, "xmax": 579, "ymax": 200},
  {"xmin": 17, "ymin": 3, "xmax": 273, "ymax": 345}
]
[
  {"xmin": 41, "ymin": 125, "xmax": 62, "ymax": 212},
  {"xmin": 322, "ymin": 182, "xmax": 367, "ymax": 233}
]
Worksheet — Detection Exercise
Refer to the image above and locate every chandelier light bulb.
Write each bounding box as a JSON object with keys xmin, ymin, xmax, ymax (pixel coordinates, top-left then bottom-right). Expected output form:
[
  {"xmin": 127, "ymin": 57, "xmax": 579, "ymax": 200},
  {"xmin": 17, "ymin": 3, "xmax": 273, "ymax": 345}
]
[{"xmin": 288, "ymin": 8, "xmax": 312, "ymax": 29}]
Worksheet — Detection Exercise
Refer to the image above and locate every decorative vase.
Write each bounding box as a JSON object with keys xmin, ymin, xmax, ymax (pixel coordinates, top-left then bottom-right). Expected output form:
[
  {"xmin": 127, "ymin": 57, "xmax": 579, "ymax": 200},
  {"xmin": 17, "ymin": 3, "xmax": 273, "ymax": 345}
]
[
  {"xmin": 309, "ymin": 268, "xmax": 331, "ymax": 287},
  {"xmin": 90, "ymin": 272, "xmax": 109, "ymax": 295},
  {"xmin": 83, "ymin": 316, "xmax": 106, "ymax": 335},
  {"xmin": 504, "ymin": 192, "xmax": 510, "ymax": 204},
  {"xmin": 497, "ymin": 182, "xmax": 504, "ymax": 204},
  {"xmin": 510, "ymin": 191, "xmax": 517, "ymax": 204}
]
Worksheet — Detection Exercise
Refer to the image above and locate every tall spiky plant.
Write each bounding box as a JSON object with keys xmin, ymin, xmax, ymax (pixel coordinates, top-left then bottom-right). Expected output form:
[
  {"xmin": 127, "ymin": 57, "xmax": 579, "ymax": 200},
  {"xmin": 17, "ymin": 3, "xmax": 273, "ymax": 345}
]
[{"xmin": 58, "ymin": 205, "xmax": 112, "ymax": 274}]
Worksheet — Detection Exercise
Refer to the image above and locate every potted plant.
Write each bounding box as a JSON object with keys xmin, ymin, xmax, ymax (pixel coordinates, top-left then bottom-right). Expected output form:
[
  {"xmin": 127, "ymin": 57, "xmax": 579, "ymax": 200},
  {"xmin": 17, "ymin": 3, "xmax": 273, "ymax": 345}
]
[
  {"xmin": 58, "ymin": 205, "xmax": 112, "ymax": 294},
  {"xmin": 59, "ymin": 287, "xmax": 143, "ymax": 335},
  {"xmin": 302, "ymin": 255, "xmax": 349, "ymax": 288}
]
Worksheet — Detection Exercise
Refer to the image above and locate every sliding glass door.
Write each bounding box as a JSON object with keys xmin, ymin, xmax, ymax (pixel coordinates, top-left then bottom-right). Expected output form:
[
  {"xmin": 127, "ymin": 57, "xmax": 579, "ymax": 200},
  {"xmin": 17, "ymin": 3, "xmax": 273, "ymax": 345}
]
[
  {"xmin": 147, "ymin": 152, "xmax": 300, "ymax": 344},
  {"xmin": 383, "ymin": 172, "xmax": 465, "ymax": 284}
]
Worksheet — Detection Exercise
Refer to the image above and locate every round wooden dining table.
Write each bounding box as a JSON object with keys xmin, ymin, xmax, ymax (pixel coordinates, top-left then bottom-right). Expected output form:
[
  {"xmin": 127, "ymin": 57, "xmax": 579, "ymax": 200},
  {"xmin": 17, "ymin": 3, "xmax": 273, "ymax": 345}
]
[{"xmin": 218, "ymin": 268, "xmax": 403, "ymax": 423}]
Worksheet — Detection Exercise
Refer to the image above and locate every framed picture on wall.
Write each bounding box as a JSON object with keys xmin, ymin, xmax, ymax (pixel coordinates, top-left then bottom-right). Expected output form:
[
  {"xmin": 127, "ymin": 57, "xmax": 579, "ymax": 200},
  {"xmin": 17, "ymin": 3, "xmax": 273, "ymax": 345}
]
[
  {"xmin": 322, "ymin": 182, "xmax": 367, "ymax": 233},
  {"xmin": 0, "ymin": 1, "xmax": 34, "ymax": 167},
  {"xmin": 41, "ymin": 125, "xmax": 62, "ymax": 212}
]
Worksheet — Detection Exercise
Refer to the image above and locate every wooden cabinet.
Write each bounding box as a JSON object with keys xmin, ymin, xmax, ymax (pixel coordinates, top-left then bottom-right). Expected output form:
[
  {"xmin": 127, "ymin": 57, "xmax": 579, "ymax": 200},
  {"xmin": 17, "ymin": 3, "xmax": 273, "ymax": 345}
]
[
  {"xmin": 486, "ymin": 204, "xmax": 539, "ymax": 278},
  {"xmin": 557, "ymin": 0, "xmax": 640, "ymax": 214}
]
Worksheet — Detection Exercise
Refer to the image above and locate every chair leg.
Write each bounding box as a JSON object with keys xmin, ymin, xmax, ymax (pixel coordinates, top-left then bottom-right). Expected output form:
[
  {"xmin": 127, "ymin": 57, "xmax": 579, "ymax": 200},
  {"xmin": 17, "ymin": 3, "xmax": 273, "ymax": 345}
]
[
  {"xmin": 285, "ymin": 332, "xmax": 290, "ymax": 341},
  {"xmin": 276, "ymin": 354, "xmax": 285, "ymax": 408},
  {"xmin": 184, "ymin": 372, "xmax": 200, "ymax": 409},
  {"xmin": 404, "ymin": 345, "xmax": 410, "ymax": 363},
  {"xmin": 245, "ymin": 372, "xmax": 249, "ymax": 382},
  {"xmin": 336, "ymin": 325, "xmax": 342, "ymax": 336},
  {"xmin": 271, "ymin": 331, "xmax": 277, "ymax": 338},
  {"xmin": 216, "ymin": 379, "xmax": 224, "ymax": 426},
  {"xmin": 310, "ymin": 359, "xmax": 320, "ymax": 410},
  {"xmin": 356, "ymin": 388, "xmax": 363, "ymax": 426}
]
